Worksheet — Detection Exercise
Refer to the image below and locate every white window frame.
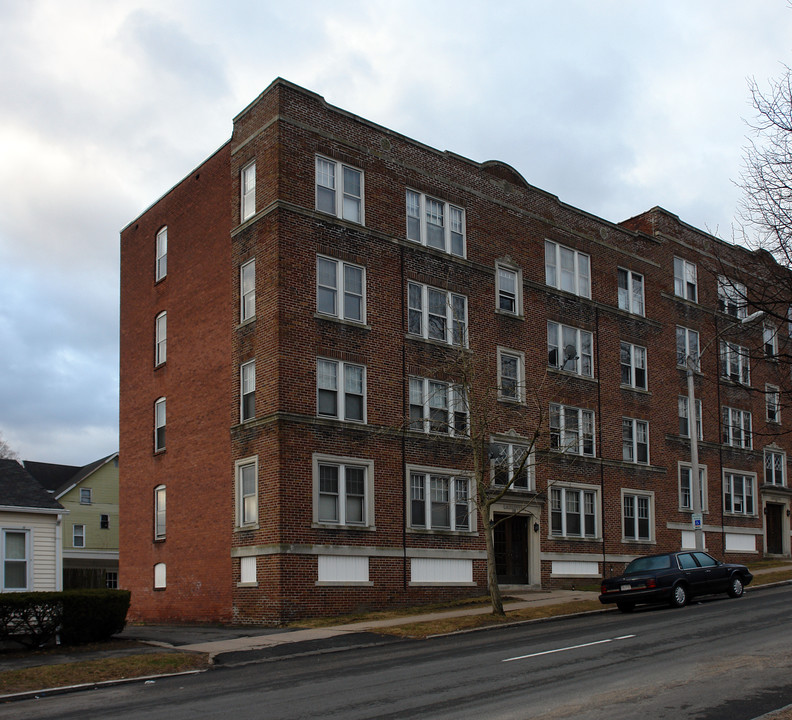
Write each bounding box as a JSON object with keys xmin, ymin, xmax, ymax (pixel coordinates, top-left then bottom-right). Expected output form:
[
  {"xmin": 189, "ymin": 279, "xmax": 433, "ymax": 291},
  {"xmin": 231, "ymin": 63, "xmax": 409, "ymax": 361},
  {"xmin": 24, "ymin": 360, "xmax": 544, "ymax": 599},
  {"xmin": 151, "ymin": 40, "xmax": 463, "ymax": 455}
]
[
  {"xmin": 240, "ymin": 259, "xmax": 255, "ymax": 322},
  {"xmin": 622, "ymin": 490, "xmax": 654, "ymax": 542},
  {"xmin": 717, "ymin": 275, "xmax": 747, "ymax": 318},
  {"xmin": 154, "ymin": 397, "xmax": 166, "ymax": 452},
  {"xmin": 312, "ymin": 454, "xmax": 375, "ymax": 529},
  {"xmin": 676, "ymin": 326, "xmax": 700, "ymax": 370},
  {"xmin": 80, "ymin": 488, "xmax": 92, "ymax": 505},
  {"xmin": 549, "ymin": 403, "xmax": 596, "ymax": 457},
  {"xmin": 766, "ymin": 384, "xmax": 781, "ymax": 423},
  {"xmin": 408, "ymin": 377, "xmax": 468, "ymax": 436},
  {"xmin": 154, "ymin": 485, "xmax": 166, "ymax": 540},
  {"xmin": 498, "ymin": 347, "xmax": 525, "ymax": 402},
  {"xmin": 317, "ymin": 359, "xmax": 366, "ymax": 423},
  {"xmin": 316, "ymin": 156, "xmax": 364, "ymax": 224},
  {"xmin": 155, "ymin": 226, "xmax": 167, "ymax": 281},
  {"xmin": 545, "ymin": 240, "xmax": 591, "ymax": 298},
  {"xmin": 678, "ymin": 395, "xmax": 703, "ymax": 440},
  {"xmin": 720, "ymin": 341, "xmax": 750, "ymax": 384},
  {"xmin": 622, "ymin": 418, "xmax": 649, "ymax": 464},
  {"xmin": 2, "ymin": 529, "xmax": 31, "ymax": 591},
  {"xmin": 496, "ymin": 263, "xmax": 521, "ymax": 315},
  {"xmin": 765, "ymin": 448, "xmax": 786, "ymax": 486},
  {"xmin": 617, "ymin": 268, "xmax": 645, "ymax": 316},
  {"xmin": 764, "ymin": 324, "xmax": 778, "ymax": 358},
  {"xmin": 678, "ymin": 462, "xmax": 708, "ymax": 512},
  {"xmin": 405, "ymin": 189, "xmax": 465, "ymax": 257},
  {"xmin": 490, "ymin": 441, "xmax": 534, "ymax": 491},
  {"xmin": 550, "ymin": 485, "xmax": 598, "ymax": 539},
  {"xmin": 316, "ymin": 255, "xmax": 366, "ymax": 323},
  {"xmin": 723, "ymin": 470, "xmax": 756, "ymax": 516},
  {"xmin": 620, "ymin": 341, "xmax": 647, "ymax": 390},
  {"xmin": 241, "ymin": 162, "xmax": 256, "ymax": 222},
  {"xmin": 407, "ymin": 282, "xmax": 468, "ymax": 347},
  {"xmin": 547, "ymin": 321, "xmax": 593, "ymax": 377},
  {"xmin": 240, "ymin": 360, "xmax": 255, "ymax": 422},
  {"xmin": 408, "ymin": 468, "xmax": 473, "ymax": 533},
  {"xmin": 73, "ymin": 524, "xmax": 85, "ymax": 548},
  {"xmin": 155, "ymin": 311, "xmax": 167, "ymax": 366},
  {"xmin": 674, "ymin": 256, "xmax": 698, "ymax": 302},
  {"xmin": 722, "ymin": 406, "xmax": 752, "ymax": 449},
  {"xmin": 235, "ymin": 457, "xmax": 258, "ymax": 528}
]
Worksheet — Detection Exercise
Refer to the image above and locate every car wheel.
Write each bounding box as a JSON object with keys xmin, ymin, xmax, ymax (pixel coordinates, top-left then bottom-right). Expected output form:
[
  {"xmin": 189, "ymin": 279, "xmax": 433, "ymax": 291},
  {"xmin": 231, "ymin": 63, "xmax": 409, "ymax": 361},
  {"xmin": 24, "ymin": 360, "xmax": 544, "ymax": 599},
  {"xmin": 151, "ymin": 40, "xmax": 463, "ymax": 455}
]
[
  {"xmin": 616, "ymin": 601, "xmax": 635, "ymax": 613},
  {"xmin": 727, "ymin": 575, "xmax": 744, "ymax": 598},
  {"xmin": 669, "ymin": 583, "xmax": 688, "ymax": 608}
]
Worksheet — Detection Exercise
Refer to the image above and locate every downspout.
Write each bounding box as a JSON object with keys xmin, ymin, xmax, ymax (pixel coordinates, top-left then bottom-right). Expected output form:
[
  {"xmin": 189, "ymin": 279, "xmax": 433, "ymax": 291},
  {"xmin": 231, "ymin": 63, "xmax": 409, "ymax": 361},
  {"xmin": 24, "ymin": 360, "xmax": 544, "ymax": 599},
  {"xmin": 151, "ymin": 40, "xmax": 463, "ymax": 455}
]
[
  {"xmin": 595, "ymin": 307, "xmax": 607, "ymax": 575},
  {"xmin": 400, "ymin": 242, "xmax": 408, "ymax": 590}
]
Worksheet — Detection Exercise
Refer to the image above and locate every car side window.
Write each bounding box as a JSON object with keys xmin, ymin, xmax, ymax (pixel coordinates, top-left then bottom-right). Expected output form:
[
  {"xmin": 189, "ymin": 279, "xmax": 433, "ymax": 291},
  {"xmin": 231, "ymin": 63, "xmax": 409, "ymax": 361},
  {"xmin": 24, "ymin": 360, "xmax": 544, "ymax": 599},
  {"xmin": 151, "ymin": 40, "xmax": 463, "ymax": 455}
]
[
  {"xmin": 693, "ymin": 552, "xmax": 717, "ymax": 567},
  {"xmin": 678, "ymin": 553, "xmax": 697, "ymax": 569}
]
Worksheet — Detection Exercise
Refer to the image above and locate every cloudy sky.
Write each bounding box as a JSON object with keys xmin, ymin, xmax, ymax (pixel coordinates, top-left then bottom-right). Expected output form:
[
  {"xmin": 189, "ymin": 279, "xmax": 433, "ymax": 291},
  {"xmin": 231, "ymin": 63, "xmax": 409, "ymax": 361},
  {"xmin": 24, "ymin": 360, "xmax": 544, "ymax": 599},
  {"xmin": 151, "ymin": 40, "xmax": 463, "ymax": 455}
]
[{"xmin": 1, "ymin": 0, "xmax": 791, "ymax": 465}]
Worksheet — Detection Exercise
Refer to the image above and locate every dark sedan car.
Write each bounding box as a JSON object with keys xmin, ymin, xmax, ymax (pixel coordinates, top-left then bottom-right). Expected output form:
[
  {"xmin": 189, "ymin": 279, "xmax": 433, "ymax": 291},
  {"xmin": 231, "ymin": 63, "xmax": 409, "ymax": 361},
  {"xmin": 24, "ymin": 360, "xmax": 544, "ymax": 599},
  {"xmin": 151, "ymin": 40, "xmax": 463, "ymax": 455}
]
[{"xmin": 599, "ymin": 551, "xmax": 753, "ymax": 612}]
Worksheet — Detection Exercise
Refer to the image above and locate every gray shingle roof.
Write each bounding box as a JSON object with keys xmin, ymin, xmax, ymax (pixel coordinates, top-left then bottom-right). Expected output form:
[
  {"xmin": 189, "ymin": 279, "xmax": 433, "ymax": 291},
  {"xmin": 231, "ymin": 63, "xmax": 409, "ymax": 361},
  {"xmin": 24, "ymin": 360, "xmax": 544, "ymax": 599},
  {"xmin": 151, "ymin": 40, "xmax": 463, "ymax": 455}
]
[{"xmin": 0, "ymin": 459, "xmax": 65, "ymax": 511}]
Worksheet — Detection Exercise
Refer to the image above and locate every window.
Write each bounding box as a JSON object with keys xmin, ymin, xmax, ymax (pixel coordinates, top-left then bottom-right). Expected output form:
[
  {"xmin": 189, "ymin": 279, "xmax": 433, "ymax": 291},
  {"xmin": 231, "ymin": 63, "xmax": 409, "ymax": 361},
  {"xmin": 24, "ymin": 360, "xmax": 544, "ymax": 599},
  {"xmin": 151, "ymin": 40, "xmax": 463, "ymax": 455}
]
[
  {"xmin": 764, "ymin": 324, "xmax": 778, "ymax": 358},
  {"xmin": 154, "ymin": 562, "xmax": 166, "ymax": 590},
  {"xmin": 678, "ymin": 396, "xmax": 703, "ymax": 440},
  {"xmin": 765, "ymin": 449, "xmax": 786, "ymax": 486},
  {"xmin": 154, "ymin": 397, "xmax": 166, "ymax": 452},
  {"xmin": 317, "ymin": 359, "xmax": 366, "ymax": 423},
  {"xmin": 676, "ymin": 326, "xmax": 700, "ymax": 370},
  {"xmin": 547, "ymin": 322, "xmax": 593, "ymax": 377},
  {"xmin": 618, "ymin": 268, "xmax": 644, "ymax": 316},
  {"xmin": 623, "ymin": 492, "xmax": 652, "ymax": 541},
  {"xmin": 73, "ymin": 524, "xmax": 85, "ymax": 548},
  {"xmin": 100, "ymin": 514, "xmax": 109, "ymax": 529},
  {"xmin": 410, "ymin": 472, "xmax": 471, "ymax": 531},
  {"xmin": 80, "ymin": 488, "xmax": 92, "ymax": 505},
  {"xmin": 549, "ymin": 404, "xmax": 595, "ymax": 456},
  {"xmin": 496, "ymin": 264, "xmax": 521, "ymax": 315},
  {"xmin": 724, "ymin": 471, "xmax": 755, "ymax": 515},
  {"xmin": 406, "ymin": 190, "xmax": 465, "ymax": 257},
  {"xmin": 316, "ymin": 256, "xmax": 365, "ymax": 323},
  {"xmin": 409, "ymin": 377, "xmax": 468, "ymax": 436},
  {"xmin": 722, "ymin": 406, "xmax": 752, "ymax": 449},
  {"xmin": 620, "ymin": 342, "xmax": 647, "ymax": 390},
  {"xmin": 407, "ymin": 282, "xmax": 468, "ymax": 346},
  {"xmin": 314, "ymin": 458, "xmax": 373, "ymax": 527},
  {"xmin": 679, "ymin": 463, "xmax": 707, "ymax": 511},
  {"xmin": 240, "ymin": 360, "xmax": 255, "ymax": 422},
  {"xmin": 622, "ymin": 418, "xmax": 649, "ymax": 464},
  {"xmin": 674, "ymin": 257, "xmax": 697, "ymax": 302},
  {"xmin": 498, "ymin": 348, "xmax": 525, "ymax": 402},
  {"xmin": 155, "ymin": 227, "xmax": 167, "ymax": 281},
  {"xmin": 241, "ymin": 162, "xmax": 256, "ymax": 221},
  {"xmin": 767, "ymin": 384, "xmax": 781, "ymax": 423},
  {"xmin": 491, "ymin": 442, "xmax": 533, "ymax": 490},
  {"xmin": 240, "ymin": 259, "xmax": 255, "ymax": 322},
  {"xmin": 240, "ymin": 556, "xmax": 257, "ymax": 585},
  {"xmin": 720, "ymin": 341, "xmax": 750, "ymax": 384},
  {"xmin": 154, "ymin": 485, "xmax": 166, "ymax": 540},
  {"xmin": 155, "ymin": 311, "xmax": 167, "ymax": 366},
  {"xmin": 2, "ymin": 530, "xmax": 29, "ymax": 591},
  {"xmin": 106, "ymin": 571, "xmax": 118, "ymax": 589},
  {"xmin": 545, "ymin": 240, "xmax": 590, "ymax": 298},
  {"xmin": 316, "ymin": 156, "xmax": 363, "ymax": 224},
  {"xmin": 551, "ymin": 486, "xmax": 597, "ymax": 538},
  {"xmin": 717, "ymin": 276, "xmax": 747, "ymax": 318},
  {"xmin": 235, "ymin": 458, "xmax": 258, "ymax": 528}
]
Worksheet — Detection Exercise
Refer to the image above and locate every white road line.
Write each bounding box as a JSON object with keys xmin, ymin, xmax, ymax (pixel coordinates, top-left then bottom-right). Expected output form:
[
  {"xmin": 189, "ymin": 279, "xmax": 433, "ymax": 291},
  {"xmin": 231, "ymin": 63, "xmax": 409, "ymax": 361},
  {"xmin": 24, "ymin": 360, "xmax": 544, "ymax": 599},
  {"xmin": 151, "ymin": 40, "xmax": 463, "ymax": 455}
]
[{"xmin": 502, "ymin": 634, "xmax": 636, "ymax": 663}]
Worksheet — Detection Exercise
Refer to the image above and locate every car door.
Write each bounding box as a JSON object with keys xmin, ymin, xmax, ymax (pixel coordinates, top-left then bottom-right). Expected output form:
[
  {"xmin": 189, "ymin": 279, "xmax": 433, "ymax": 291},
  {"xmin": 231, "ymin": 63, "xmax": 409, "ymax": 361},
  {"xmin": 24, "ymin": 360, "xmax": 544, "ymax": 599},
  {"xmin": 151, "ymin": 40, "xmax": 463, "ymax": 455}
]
[
  {"xmin": 692, "ymin": 551, "xmax": 729, "ymax": 593},
  {"xmin": 677, "ymin": 552, "xmax": 708, "ymax": 595}
]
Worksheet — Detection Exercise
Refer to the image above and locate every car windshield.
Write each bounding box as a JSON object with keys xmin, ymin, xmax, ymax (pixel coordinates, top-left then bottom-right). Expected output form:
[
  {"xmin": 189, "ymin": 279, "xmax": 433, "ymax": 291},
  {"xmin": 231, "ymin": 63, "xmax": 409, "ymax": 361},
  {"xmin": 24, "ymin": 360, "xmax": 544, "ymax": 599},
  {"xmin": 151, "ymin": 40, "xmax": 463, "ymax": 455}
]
[{"xmin": 624, "ymin": 555, "xmax": 671, "ymax": 574}]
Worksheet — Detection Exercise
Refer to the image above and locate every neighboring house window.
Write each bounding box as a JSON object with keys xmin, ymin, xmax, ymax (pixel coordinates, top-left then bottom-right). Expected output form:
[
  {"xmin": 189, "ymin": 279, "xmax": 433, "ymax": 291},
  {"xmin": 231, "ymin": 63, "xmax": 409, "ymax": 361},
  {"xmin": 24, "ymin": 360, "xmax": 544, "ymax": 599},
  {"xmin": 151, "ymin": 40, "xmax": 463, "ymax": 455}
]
[
  {"xmin": 408, "ymin": 377, "xmax": 468, "ymax": 436},
  {"xmin": 618, "ymin": 268, "xmax": 644, "ymax": 316},
  {"xmin": 620, "ymin": 342, "xmax": 647, "ymax": 390},
  {"xmin": 80, "ymin": 488, "xmax": 92, "ymax": 504},
  {"xmin": 241, "ymin": 162, "xmax": 256, "ymax": 221},
  {"xmin": 765, "ymin": 449, "xmax": 786, "ymax": 485},
  {"xmin": 491, "ymin": 442, "xmax": 533, "ymax": 490},
  {"xmin": 679, "ymin": 463, "xmax": 707, "ymax": 511},
  {"xmin": 2, "ymin": 529, "xmax": 29, "ymax": 591},
  {"xmin": 410, "ymin": 472, "xmax": 471, "ymax": 532},
  {"xmin": 154, "ymin": 485, "xmax": 166, "ymax": 540},
  {"xmin": 496, "ymin": 264, "xmax": 521, "ymax": 315},
  {"xmin": 549, "ymin": 404, "xmax": 595, "ymax": 456},
  {"xmin": 316, "ymin": 156, "xmax": 363, "ymax": 224},
  {"xmin": 764, "ymin": 324, "xmax": 778, "ymax": 358},
  {"xmin": 313, "ymin": 455, "xmax": 374, "ymax": 527},
  {"xmin": 623, "ymin": 491, "xmax": 653, "ymax": 541},
  {"xmin": 155, "ymin": 311, "xmax": 167, "ymax": 366},
  {"xmin": 545, "ymin": 240, "xmax": 590, "ymax": 298},
  {"xmin": 720, "ymin": 341, "xmax": 750, "ymax": 384},
  {"xmin": 106, "ymin": 571, "xmax": 118, "ymax": 589},
  {"xmin": 622, "ymin": 418, "xmax": 649, "ymax": 464},
  {"xmin": 724, "ymin": 471, "xmax": 756, "ymax": 515},
  {"xmin": 240, "ymin": 259, "xmax": 255, "ymax": 322},
  {"xmin": 317, "ymin": 359, "xmax": 366, "ymax": 422},
  {"xmin": 678, "ymin": 396, "xmax": 703, "ymax": 440},
  {"xmin": 498, "ymin": 348, "xmax": 525, "ymax": 402},
  {"xmin": 236, "ymin": 458, "xmax": 258, "ymax": 527},
  {"xmin": 407, "ymin": 282, "xmax": 468, "ymax": 346},
  {"xmin": 154, "ymin": 397, "xmax": 166, "ymax": 452},
  {"xmin": 547, "ymin": 322, "xmax": 593, "ymax": 377},
  {"xmin": 676, "ymin": 326, "xmax": 700, "ymax": 370},
  {"xmin": 406, "ymin": 190, "xmax": 465, "ymax": 257},
  {"xmin": 767, "ymin": 384, "xmax": 781, "ymax": 423},
  {"xmin": 717, "ymin": 276, "xmax": 747, "ymax": 318},
  {"xmin": 722, "ymin": 407, "xmax": 752, "ymax": 449},
  {"xmin": 240, "ymin": 360, "xmax": 255, "ymax": 422},
  {"xmin": 155, "ymin": 227, "xmax": 167, "ymax": 281},
  {"xmin": 100, "ymin": 514, "xmax": 109, "ymax": 529},
  {"xmin": 674, "ymin": 257, "xmax": 697, "ymax": 302},
  {"xmin": 316, "ymin": 255, "xmax": 365, "ymax": 323},
  {"xmin": 550, "ymin": 486, "xmax": 597, "ymax": 538},
  {"xmin": 73, "ymin": 524, "xmax": 85, "ymax": 548}
]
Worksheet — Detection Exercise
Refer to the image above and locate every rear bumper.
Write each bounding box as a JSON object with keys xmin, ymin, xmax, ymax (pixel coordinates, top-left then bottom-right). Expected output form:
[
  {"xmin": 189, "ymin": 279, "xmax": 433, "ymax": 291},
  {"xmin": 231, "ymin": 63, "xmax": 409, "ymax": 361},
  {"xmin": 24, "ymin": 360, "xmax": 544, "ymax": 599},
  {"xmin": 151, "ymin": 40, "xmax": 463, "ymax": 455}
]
[{"xmin": 599, "ymin": 587, "xmax": 671, "ymax": 605}]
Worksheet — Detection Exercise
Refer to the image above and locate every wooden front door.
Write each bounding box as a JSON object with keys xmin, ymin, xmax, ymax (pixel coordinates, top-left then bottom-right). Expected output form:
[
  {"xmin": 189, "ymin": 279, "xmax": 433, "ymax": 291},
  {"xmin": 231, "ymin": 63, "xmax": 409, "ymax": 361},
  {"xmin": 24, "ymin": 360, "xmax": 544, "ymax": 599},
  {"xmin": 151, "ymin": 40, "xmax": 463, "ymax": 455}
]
[
  {"xmin": 494, "ymin": 514, "xmax": 530, "ymax": 584},
  {"xmin": 766, "ymin": 503, "xmax": 784, "ymax": 555}
]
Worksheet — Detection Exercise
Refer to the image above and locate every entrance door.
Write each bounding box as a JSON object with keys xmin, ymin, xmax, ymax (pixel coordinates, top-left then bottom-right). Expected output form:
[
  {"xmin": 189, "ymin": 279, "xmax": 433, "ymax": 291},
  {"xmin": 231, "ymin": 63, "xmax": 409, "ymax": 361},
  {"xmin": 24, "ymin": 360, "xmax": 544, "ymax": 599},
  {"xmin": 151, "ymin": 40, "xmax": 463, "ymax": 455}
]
[
  {"xmin": 766, "ymin": 503, "xmax": 784, "ymax": 555},
  {"xmin": 494, "ymin": 514, "xmax": 530, "ymax": 584}
]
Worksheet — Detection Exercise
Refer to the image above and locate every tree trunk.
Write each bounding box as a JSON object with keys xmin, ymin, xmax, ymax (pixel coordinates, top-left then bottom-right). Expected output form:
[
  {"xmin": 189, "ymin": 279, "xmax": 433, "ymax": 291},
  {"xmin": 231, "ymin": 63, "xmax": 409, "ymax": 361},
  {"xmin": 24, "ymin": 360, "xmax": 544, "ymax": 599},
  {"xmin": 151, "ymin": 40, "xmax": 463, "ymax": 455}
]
[{"xmin": 483, "ymin": 511, "xmax": 504, "ymax": 615}]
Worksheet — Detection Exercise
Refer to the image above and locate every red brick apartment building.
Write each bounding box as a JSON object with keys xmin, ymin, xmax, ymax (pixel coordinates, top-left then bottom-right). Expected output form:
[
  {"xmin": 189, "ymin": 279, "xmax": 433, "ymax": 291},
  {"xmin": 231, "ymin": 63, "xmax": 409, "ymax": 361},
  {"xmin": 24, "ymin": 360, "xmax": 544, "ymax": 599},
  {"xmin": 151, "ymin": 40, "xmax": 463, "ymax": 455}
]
[{"xmin": 120, "ymin": 78, "xmax": 792, "ymax": 624}]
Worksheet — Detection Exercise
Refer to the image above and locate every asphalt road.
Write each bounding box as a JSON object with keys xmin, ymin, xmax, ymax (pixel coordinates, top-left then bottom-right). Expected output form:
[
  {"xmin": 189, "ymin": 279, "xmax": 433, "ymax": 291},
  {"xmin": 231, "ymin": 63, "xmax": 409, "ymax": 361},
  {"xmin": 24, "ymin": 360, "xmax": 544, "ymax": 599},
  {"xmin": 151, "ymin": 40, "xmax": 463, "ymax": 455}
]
[{"xmin": 6, "ymin": 584, "xmax": 792, "ymax": 720}]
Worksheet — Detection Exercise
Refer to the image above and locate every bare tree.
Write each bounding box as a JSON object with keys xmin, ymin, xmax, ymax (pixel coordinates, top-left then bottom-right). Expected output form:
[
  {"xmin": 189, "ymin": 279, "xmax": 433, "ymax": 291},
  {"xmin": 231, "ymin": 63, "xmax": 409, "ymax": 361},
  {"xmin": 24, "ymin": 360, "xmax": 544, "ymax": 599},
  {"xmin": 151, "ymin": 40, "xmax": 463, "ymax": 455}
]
[{"xmin": 0, "ymin": 431, "xmax": 18, "ymax": 460}]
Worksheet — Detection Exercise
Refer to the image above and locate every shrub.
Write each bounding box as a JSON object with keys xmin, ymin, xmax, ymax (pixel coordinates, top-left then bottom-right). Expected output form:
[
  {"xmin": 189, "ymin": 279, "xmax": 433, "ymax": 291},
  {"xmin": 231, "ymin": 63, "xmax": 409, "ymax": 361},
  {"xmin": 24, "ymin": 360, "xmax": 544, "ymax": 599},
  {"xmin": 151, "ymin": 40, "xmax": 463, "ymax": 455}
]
[{"xmin": 0, "ymin": 592, "xmax": 62, "ymax": 648}]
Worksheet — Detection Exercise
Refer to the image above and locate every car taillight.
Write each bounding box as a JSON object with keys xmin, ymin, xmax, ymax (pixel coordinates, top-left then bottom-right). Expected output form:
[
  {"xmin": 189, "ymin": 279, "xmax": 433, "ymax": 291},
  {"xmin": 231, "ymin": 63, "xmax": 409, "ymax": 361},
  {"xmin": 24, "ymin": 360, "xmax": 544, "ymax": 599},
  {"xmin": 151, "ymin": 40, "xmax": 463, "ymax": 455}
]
[
  {"xmin": 601, "ymin": 584, "xmax": 607, "ymax": 594},
  {"xmin": 646, "ymin": 578, "xmax": 657, "ymax": 588}
]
